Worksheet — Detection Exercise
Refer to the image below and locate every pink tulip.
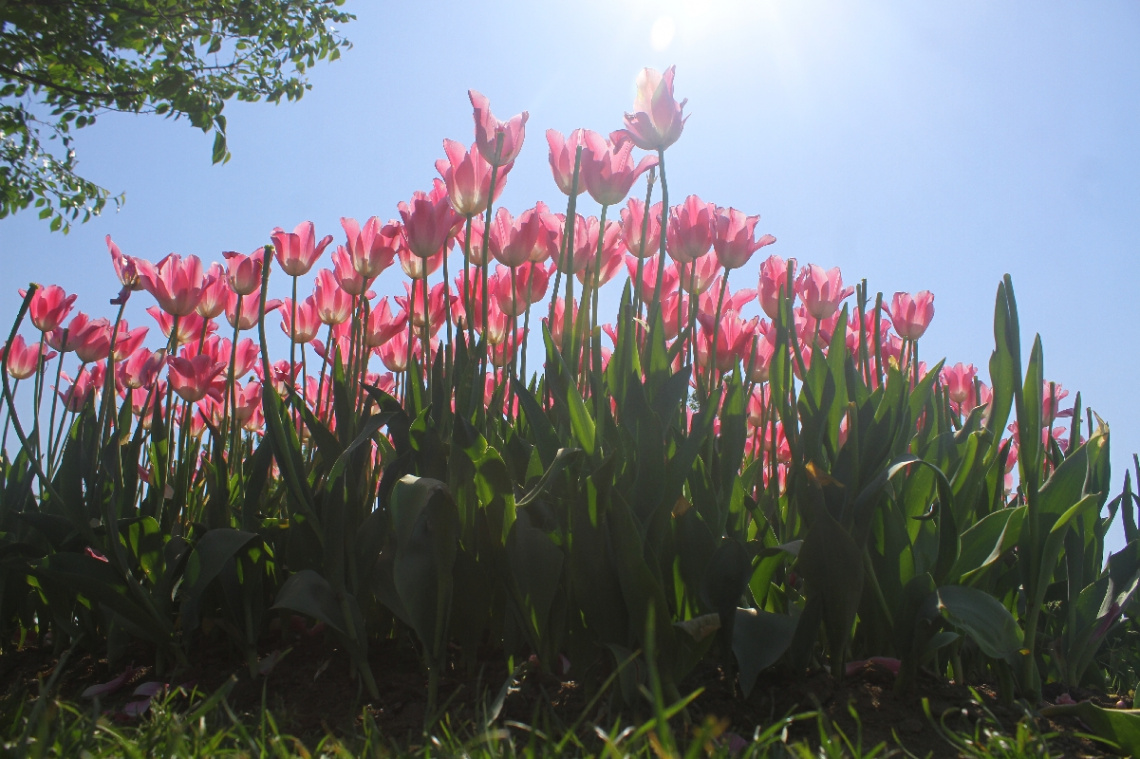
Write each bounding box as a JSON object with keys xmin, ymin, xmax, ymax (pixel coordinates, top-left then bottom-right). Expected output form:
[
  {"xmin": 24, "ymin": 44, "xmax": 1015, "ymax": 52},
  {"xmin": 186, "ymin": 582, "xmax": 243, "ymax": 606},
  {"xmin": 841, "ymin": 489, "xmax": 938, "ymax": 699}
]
[
  {"xmin": 561, "ymin": 214, "xmax": 622, "ymax": 275},
  {"xmin": 376, "ymin": 331, "xmax": 415, "ymax": 373},
  {"xmin": 254, "ymin": 359, "xmax": 300, "ymax": 397},
  {"xmin": 713, "ymin": 207, "xmax": 776, "ymax": 270},
  {"xmin": 678, "ymin": 256, "xmax": 722, "ymax": 296},
  {"xmin": 195, "ymin": 263, "xmax": 229, "ymax": 320},
  {"xmin": 436, "ymin": 139, "xmax": 509, "ymax": 216},
  {"xmin": 618, "ymin": 66, "xmax": 688, "ymax": 152},
  {"xmin": 222, "ymin": 249, "xmax": 265, "ymax": 296},
  {"xmin": 341, "ymin": 216, "xmax": 400, "ymax": 279},
  {"xmin": 889, "ymin": 291, "xmax": 935, "ymax": 340},
  {"xmin": 69, "ymin": 314, "xmax": 112, "ymax": 363},
  {"xmin": 695, "ymin": 312, "xmax": 753, "ymax": 374},
  {"xmin": 397, "ymin": 242, "xmax": 444, "ymax": 281},
  {"xmin": 118, "ymin": 349, "xmax": 164, "ymax": 390},
  {"xmin": 543, "ymin": 298, "xmax": 578, "ymax": 347},
  {"xmin": 330, "ymin": 246, "xmax": 372, "ymax": 297},
  {"xmin": 1, "ymin": 335, "xmax": 53, "ymax": 379},
  {"xmin": 580, "ymin": 130, "xmax": 657, "ymax": 207},
  {"xmin": 626, "ymin": 255, "xmax": 678, "ymax": 302},
  {"xmin": 271, "ymin": 221, "xmax": 333, "ymax": 277},
  {"xmin": 399, "ymin": 179, "xmax": 462, "ymax": 260},
  {"xmin": 136, "ymin": 253, "xmax": 207, "ymax": 318},
  {"xmin": 312, "ymin": 270, "xmax": 352, "ymax": 326},
  {"xmin": 469, "ymin": 89, "xmax": 528, "ymax": 167},
  {"xmin": 58, "ymin": 364, "xmax": 105, "ymax": 412},
  {"xmin": 21, "ymin": 284, "xmax": 77, "ymax": 333},
  {"xmin": 546, "ymin": 129, "xmax": 587, "ymax": 196},
  {"xmin": 110, "ymin": 323, "xmax": 148, "ymax": 362},
  {"xmin": 107, "ymin": 236, "xmax": 144, "ymax": 303},
  {"xmin": 279, "ymin": 296, "xmax": 321, "ymax": 344},
  {"xmin": 757, "ymin": 254, "xmax": 797, "ymax": 319},
  {"xmin": 744, "ymin": 321, "xmax": 778, "ymax": 383},
  {"xmin": 666, "ymin": 195, "xmax": 716, "ymax": 264},
  {"xmin": 167, "ymin": 354, "xmax": 225, "ymax": 403},
  {"xmin": 397, "ymin": 281, "xmax": 456, "ymax": 339},
  {"xmin": 575, "ymin": 234, "xmax": 626, "ymax": 287},
  {"xmin": 941, "ymin": 363, "xmax": 978, "ymax": 409},
  {"xmin": 796, "ymin": 264, "xmax": 853, "ymax": 320},
  {"xmin": 1042, "ymin": 381, "xmax": 1072, "ymax": 424},
  {"xmin": 365, "ymin": 297, "xmax": 408, "ymax": 348},
  {"xmin": 145, "ymin": 307, "xmax": 217, "ymax": 346},
  {"xmin": 620, "ymin": 199, "xmax": 663, "ymax": 259},
  {"xmin": 226, "ymin": 287, "xmax": 280, "ymax": 331},
  {"xmin": 492, "ymin": 263, "xmax": 552, "ymax": 317},
  {"xmin": 489, "ymin": 206, "xmax": 557, "ymax": 269}
]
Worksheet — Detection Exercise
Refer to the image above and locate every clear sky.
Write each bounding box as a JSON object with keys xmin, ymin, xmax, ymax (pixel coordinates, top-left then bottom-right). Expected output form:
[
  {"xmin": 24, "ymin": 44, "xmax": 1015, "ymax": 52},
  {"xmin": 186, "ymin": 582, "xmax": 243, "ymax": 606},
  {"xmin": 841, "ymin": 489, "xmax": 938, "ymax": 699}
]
[{"xmin": 3, "ymin": 1, "xmax": 1138, "ymax": 547}]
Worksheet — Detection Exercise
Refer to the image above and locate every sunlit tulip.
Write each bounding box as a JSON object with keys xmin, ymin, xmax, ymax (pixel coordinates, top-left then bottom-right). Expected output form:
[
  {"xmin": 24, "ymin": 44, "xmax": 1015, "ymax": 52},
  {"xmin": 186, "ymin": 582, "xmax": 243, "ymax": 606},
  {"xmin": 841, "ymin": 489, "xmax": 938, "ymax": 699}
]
[
  {"xmin": 110, "ymin": 322, "xmax": 148, "ymax": 362},
  {"xmin": 469, "ymin": 89, "xmax": 528, "ymax": 167},
  {"xmin": 713, "ymin": 207, "xmax": 776, "ymax": 270},
  {"xmin": 145, "ymin": 307, "xmax": 217, "ymax": 346},
  {"xmin": 757, "ymin": 254, "xmax": 797, "ymax": 319},
  {"xmin": 618, "ymin": 66, "xmax": 688, "ymax": 152},
  {"xmin": 376, "ymin": 331, "xmax": 413, "ymax": 373},
  {"xmin": 397, "ymin": 242, "xmax": 443, "ymax": 281},
  {"xmin": 546, "ymin": 129, "xmax": 587, "ymax": 196},
  {"xmin": 226, "ymin": 287, "xmax": 280, "ymax": 331},
  {"xmin": 341, "ymin": 216, "xmax": 399, "ymax": 279},
  {"xmin": 72, "ymin": 315, "xmax": 112, "ymax": 363},
  {"xmin": 167, "ymin": 354, "xmax": 225, "ymax": 403},
  {"xmin": 271, "ymin": 221, "xmax": 333, "ymax": 277},
  {"xmin": 312, "ymin": 270, "xmax": 352, "ymax": 326},
  {"xmin": 580, "ymin": 129, "xmax": 657, "ymax": 207},
  {"xmin": 543, "ymin": 298, "xmax": 578, "ymax": 347},
  {"xmin": 796, "ymin": 264, "xmax": 853, "ymax": 320},
  {"xmin": 888, "ymin": 291, "xmax": 935, "ymax": 340},
  {"xmin": 677, "ymin": 256, "xmax": 721, "ymax": 296},
  {"xmin": 492, "ymin": 263, "xmax": 552, "ymax": 317},
  {"xmin": 399, "ymin": 179, "xmax": 462, "ymax": 260},
  {"xmin": 397, "ymin": 280, "xmax": 456, "ymax": 338},
  {"xmin": 136, "ymin": 253, "xmax": 207, "ymax": 317},
  {"xmin": 365, "ymin": 297, "xmax": 408, "ymax": 348},
  {"xmin": 561, "ymin": 214, "xmax": 622, "ymax": 275},
  {"xmin": 196, "ymin": 263, "xmax": 229, "ymax": 320},
  {"xmin": 118, "ymin": 348, "xmax": 164, "ymax": 390},
  {"xmin": 222, "ymin": 248, "xmax": 265, "ymax": 296},
  {"xmin": 58, "ymin": 363, "xmax": 105, "ymax": 412},
  {"xmin": 331, "ymin": 246, "xmax": 372, "ymax": 296},
  {"xmin": 1, "ymin": 335, "xmax": 53, "ymax": 379},
  {"xmin": 620, "ymin": 199, "xmax": 663, "ymax": 259},
  {"xmin": 666, "ymin": 195, "xmax": 716, "ymax": 265},
  {"xmin": 436, "ymin": 139, "xmax": 508, "ymax": 216},
  {"xmin": 626, "ymin": 255, "xmax": 678, "ymax": 302},
  {"xmin": 107, "ymin": 236, "xmax": 144, "ymax": 303},
  {"xmin": 489, "ymin": 206, "xmax": 557, "ymax": 269},
  {"xmin": 21, "ymin": 284, "xmax": 77, "ymax": 333}
]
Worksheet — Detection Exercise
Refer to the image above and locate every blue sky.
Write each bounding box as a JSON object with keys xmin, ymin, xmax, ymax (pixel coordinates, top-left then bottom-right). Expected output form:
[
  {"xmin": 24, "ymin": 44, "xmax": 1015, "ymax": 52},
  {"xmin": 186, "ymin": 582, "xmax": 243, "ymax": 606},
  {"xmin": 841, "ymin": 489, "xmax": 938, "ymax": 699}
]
[{"xmin": 3, "ymin": 1, "xmax": 1138, "ymax": 546}]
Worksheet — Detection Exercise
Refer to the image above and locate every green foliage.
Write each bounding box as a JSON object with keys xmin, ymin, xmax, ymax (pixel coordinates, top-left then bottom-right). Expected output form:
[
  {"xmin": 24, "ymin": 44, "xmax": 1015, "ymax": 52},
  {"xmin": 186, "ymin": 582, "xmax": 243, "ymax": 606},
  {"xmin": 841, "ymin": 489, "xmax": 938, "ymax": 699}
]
[{"xmin": 0, "ymin": 0, "xmax": 353, "ymax": 231}]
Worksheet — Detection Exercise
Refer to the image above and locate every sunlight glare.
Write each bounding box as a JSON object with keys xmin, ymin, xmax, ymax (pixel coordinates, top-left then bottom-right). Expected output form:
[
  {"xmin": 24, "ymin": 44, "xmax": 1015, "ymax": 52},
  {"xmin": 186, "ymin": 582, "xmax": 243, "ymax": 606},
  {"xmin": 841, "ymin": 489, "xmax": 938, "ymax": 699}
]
[{"xmin": 650, "ymin": 16, "xmax": 676, "ymax": 51}]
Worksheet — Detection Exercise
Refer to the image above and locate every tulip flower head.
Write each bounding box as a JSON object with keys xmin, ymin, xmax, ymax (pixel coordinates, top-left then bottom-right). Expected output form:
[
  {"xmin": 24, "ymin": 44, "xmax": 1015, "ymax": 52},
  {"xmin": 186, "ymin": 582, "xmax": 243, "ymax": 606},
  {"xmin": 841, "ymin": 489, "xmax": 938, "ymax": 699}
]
[
  {"xmin": 136, "ymin": 253, "xmax": 207, "ymax": 317},
  {"xmin": 271, "ymin": 221, "xmax": 333, "ymax": 277},
  {"xmin": 580, "ymin": 129, "xmax": 658, "ymax": 207},
  {"xmin": 1, "ymin": 335, "xmax": 53, "ymax": 380},
  {"xmin": 399, "ymin": 179, "xmax": 462, "ymax": 260},
  {"xmin": 888, "ymin": 290, "xmax": 935, "ymax": 340},
  {"xmin": 469, "ymin": 89, "xmax": 529, "ymax": 167},
  {"xmin": 757, "ymin": 254, "xmax": 797, "ymax": 319},
  {"xmin": 222, "ymin": 248, "xmax": 266, "ymax": 296},
  {"xmin": 546, "ymin": 129, "xmax": 587, "ymax": 196},
  {"xmin": 167, "ymin": 354, "xmax": 225, "ymax": 403},
  {"xmin": 619, "ymin": 66, "xmax": 688, "ymax": 152},
  {"xmin": 620, "ymin": 199, "xmax": 663, "ymax": 259},
  {"xmin": 21, "ymin": 284, "xmax": 77, "ymax": 333},
  {"xmin": 713, "ymin": 207, "xmax": 776, "ymax": 270},
  {"xmin": 796, "ymin": 264, "xmax": 853, "ymax": 320},
  {"xmin": 436, "ymin": 140, "xmax": 508, "ymax": 216},
  {"xmin": 666, "ymin": 195, "xmax": 716, "ymax": 265}
]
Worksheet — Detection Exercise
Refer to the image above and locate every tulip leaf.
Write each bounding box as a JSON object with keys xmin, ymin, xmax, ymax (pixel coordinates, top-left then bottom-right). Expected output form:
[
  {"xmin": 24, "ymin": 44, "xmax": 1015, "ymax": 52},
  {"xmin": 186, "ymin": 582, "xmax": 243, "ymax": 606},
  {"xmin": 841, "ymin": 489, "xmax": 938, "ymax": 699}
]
[
  {"xmin": 935, "ymin": 584, "xmax": 1022, "ymax": 665},
  {"xmin": 1038, "ymin": 702, "xmax": 1140, "ymax": 755},
  {"xmin": 796, "ymin": 508, "xmax": 863, "ymax": 673},
  {"xmin": 271, "ymin": 568, "xmax": 347, "ymax": 635},
  {"xmin": 180, "ymin": 528, "xmax": 260, "ymax": 632},
  {"xmin": 733, "ymin": 608, "xmax": 797, "ymax": 698},
  {"xmin": 946, "ymin": 505, "xmax": 1025, "ymax": 584}
]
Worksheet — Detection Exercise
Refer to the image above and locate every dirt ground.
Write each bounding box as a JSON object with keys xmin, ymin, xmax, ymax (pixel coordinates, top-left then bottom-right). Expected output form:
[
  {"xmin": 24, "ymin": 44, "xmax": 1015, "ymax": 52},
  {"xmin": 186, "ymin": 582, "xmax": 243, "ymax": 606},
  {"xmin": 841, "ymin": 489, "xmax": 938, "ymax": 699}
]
[{"xmin": 0, "ymin": 629, "xmax": 1124, "ymax": 757}]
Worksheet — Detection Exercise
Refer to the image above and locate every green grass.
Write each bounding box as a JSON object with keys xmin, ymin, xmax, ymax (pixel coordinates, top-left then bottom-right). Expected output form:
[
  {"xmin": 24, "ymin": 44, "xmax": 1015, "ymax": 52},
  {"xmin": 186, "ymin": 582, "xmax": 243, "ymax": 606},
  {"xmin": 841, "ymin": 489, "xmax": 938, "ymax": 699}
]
[{"xmin": 0, "ymin": 679, "xmax": 1073, "ymax": 759}]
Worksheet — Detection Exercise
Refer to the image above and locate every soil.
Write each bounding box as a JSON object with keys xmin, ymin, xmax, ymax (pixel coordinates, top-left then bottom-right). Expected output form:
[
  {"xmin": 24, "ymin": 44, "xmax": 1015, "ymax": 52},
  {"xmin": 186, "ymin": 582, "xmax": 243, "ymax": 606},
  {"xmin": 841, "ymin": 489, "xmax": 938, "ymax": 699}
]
[{"xmin": 0, "ymin": 630, "xmax": 1125, "ymax": 757}]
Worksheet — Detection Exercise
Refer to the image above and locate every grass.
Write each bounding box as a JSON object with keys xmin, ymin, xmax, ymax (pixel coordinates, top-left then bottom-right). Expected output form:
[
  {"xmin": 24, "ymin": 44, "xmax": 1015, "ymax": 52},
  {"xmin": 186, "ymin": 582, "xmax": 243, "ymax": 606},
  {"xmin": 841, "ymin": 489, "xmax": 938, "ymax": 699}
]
[{"xmin": 0, "ymin": 676, "xmax": 1076, "ymax": 759}]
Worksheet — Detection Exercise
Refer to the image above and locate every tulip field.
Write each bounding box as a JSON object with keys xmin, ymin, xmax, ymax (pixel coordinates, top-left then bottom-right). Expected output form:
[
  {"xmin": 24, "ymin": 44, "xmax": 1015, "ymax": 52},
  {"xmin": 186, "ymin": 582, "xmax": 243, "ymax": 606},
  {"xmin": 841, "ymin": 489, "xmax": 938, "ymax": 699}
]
[{"xmin": 3, "ymin": 67, "xmax": 1140, "ymax": 756}]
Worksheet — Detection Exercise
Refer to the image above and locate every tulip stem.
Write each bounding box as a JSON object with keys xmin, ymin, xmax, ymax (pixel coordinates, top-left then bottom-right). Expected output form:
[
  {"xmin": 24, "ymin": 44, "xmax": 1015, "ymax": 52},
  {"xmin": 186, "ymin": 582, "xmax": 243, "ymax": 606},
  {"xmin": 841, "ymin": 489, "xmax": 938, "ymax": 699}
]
[
  {"xmin": 462, "ymin": 215, "xmax": 475, "ymax": 350},
  {"xmin": 647, "ymin": 148, "xmax": 669, "ymax": 351},
  {"xmin": 478, "ymin": 135, "xmax": 505, "ymax": 383}
]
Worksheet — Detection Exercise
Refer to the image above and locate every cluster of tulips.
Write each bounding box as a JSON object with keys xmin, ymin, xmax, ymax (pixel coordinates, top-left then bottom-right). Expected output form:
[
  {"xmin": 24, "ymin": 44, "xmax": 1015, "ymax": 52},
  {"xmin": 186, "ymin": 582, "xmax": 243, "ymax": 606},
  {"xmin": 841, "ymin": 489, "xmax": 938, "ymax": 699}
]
[{"xmin": 0, "ymin": 65, "xmax": 1076, "ymax": 510}]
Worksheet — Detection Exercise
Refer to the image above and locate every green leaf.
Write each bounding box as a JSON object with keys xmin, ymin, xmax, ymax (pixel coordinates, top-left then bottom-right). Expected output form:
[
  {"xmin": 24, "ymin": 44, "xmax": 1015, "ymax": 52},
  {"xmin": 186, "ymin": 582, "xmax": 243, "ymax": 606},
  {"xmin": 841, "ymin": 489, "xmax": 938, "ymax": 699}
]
[
  {"xmin": 946, "ymin": 505, "xmax": 1025, "ymax": 583},
  {"xmin": 796, "ymin": 508, "xmax": 863, "ymax": 672},
  {"xmin": 935, "ymin": 585, "xmax": 1023, "ymax": 665},
  {"xmin": 180, "ymin": 528, "xmax": 260, "ymax": 632},
  {"xmin": 733, "ymin": 608, "xmax": 797, "ymax": 697},
  {"xmin": 1038, "ymin": 702, "xmax": 1140, "ymax": 755},
  {"xmin": 271, "ymin": 568, "xmax": 347, "ymax": 634}
]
